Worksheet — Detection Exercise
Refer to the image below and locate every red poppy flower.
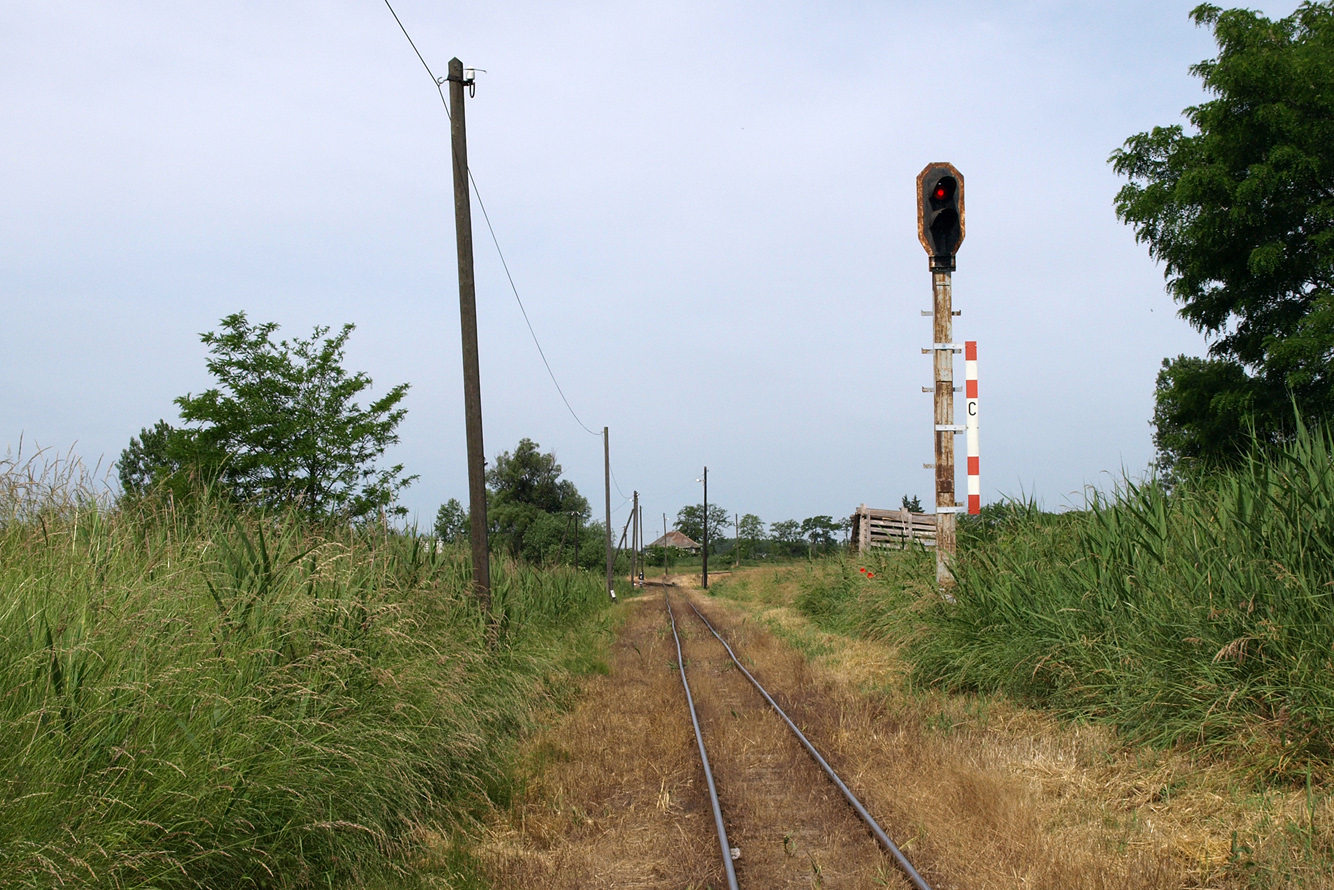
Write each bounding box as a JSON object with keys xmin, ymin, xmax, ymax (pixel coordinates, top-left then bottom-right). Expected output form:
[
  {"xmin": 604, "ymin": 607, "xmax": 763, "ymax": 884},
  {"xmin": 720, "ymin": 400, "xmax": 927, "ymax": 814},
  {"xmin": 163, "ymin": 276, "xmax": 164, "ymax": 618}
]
[
  {"xmin": 867, "ymin": 572, "xmax": 876, "ymax": 579},
  {"xmin": 859, "ymin": 567, "xmax": 867, "ymax": 573}
]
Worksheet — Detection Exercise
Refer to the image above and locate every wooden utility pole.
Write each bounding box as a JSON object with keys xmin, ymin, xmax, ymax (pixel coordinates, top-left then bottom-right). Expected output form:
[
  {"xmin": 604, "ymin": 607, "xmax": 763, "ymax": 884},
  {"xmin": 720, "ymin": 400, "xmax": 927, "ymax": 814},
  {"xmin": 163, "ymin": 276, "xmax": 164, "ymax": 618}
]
[
  {"xmin": 701, "ymin": 466, "xmax": 708, "ymax": 590},
  {"xmin": 630, "ymin": 491, "xmax": 639, "ymax": 588},
  {"xmin": 735, "ymin": 512, "xmax": 740, "ymax": 568},
  {"xmin": 604, "ymin": 427, "xmax": 613, "ymax": 600},
  {"xmin": 447, "ymin": 58, "xmax": 490, "ymax": 612},
  {"xmin": 663, "ymin": 513, "xmax": 669, "ymax": 580}
]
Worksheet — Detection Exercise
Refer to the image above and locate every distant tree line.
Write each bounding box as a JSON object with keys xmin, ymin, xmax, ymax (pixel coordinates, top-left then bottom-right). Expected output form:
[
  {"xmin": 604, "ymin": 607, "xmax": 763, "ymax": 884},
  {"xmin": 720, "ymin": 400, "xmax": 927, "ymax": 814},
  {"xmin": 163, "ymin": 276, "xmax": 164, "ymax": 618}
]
[{"xmin": 663, "ymin": 504, "xmax": 850, "ymax": 561}]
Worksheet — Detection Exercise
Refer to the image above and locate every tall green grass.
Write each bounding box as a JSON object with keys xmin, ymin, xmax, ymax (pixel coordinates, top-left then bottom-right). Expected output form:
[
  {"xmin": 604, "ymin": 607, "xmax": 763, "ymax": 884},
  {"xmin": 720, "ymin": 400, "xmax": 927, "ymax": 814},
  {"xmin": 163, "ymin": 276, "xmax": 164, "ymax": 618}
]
[
  {"xmin": 0, "ymin": 451, "xmax": 612, "ymax": 888},
  {"xmin": 913, "ymin": 421, "xmax": 1334, "ymax": 772}
]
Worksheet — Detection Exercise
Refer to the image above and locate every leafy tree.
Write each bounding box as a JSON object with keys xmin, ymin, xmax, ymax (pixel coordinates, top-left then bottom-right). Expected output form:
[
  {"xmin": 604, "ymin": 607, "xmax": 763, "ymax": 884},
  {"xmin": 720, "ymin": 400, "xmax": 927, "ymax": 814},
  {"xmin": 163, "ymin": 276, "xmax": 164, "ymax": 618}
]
[
  {"xmin": 736, "ymin": 513, "xmax": 765, "ymax": 541},
  {"xmin": 485, "ymin": 438, "xmax": 590, "ymax": 563},
  {"xmin": 837, "ymin": 515, "xmax": 853, "ymax": 543},
  {"xmin": 118, "ymin": 419, "xmax": 206, "ymax": 499},
  {"xmin": 675, "ymin": 503, "xmax": 730, "ymax": 551},
  {"xmin": 119, "ymin": 313, "xmax": 413, "ymax": 521},
  {"xmin": 1111, "ymin": 3, "xmax": 1334, "ymax": 469},
  {"xmin": 434, "ymin": 497, "xmax": 468, "ymax": 542},
  {"xmin": 800, "ymin": 515, "xmax": 840, "ymax": 552},
  {"xmin": 1151, "ymin": 355, "xmax": 1265, "ymax": 473},
  {"xmin": 735, "ymin": 513, "xmax": 765, "ymax": 558},
  {"xmin": 768, "ymin": 518, "xmax": 805, "ymax": 557},
  {"xmin": 901, "ymin": 494, "xmax": 923, "ymax": 513},
  {"xmin": 769, "ymin": 519, "xmax": 801, "ymax": 543}
]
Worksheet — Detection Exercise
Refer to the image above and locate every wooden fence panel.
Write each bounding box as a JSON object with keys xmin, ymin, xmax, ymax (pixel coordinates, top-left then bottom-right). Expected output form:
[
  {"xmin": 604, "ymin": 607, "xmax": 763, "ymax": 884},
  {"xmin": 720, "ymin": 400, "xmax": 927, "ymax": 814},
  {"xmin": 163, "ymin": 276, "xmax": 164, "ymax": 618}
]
[{"xmin": 851, "ymin": 504, "xmax": 936, "ymax": 551}]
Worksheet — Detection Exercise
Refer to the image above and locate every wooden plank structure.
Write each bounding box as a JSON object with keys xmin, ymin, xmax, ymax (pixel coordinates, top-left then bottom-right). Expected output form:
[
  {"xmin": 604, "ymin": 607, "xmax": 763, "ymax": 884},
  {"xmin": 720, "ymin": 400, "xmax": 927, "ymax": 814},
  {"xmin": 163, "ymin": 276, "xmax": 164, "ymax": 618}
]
[{"xmin": 851, "ymin": 504, "xmax": 937, "ymax": 552}]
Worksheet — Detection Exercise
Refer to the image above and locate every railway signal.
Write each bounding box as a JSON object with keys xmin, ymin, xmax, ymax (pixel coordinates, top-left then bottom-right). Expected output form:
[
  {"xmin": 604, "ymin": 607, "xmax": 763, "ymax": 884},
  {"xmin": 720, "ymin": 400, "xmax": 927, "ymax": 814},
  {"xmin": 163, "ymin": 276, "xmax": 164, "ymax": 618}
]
[{"xmin": 917, "ymin": 162, "xmax": 967, "ymax": 591}]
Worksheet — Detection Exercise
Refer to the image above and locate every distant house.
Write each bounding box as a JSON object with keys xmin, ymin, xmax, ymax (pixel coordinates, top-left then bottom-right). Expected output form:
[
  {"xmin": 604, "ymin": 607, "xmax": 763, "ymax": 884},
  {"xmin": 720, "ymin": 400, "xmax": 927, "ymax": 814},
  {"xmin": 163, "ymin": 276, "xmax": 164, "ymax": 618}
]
[{"xmin": 646, "ymin": 530, "xmax": 700, "ymax": 553}]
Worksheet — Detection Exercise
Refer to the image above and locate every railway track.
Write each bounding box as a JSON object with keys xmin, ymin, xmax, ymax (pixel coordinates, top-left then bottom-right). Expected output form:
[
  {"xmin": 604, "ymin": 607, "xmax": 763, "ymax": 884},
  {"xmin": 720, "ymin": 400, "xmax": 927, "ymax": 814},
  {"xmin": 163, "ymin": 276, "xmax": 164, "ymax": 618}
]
[{"xmin": 665, "ymin": 590, "xmax": 933, "ymax": 889}]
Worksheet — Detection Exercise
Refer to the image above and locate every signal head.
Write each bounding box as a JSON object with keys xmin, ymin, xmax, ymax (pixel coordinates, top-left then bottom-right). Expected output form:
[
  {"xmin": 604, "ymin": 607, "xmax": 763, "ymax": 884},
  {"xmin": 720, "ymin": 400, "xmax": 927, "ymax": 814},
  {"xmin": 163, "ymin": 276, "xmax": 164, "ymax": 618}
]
[{"xmin": 916, "ymin": 163, "xmax": 965, "ymax": 269}]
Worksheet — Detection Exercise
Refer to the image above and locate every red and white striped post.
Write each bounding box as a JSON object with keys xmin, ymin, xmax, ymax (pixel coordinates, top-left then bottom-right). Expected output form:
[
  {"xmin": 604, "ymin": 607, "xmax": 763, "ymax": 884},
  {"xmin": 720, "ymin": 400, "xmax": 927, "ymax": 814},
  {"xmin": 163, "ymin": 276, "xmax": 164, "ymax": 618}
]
[{"xmin": 965, "ymin": 341, "xmax": 979, "ymax": 515}]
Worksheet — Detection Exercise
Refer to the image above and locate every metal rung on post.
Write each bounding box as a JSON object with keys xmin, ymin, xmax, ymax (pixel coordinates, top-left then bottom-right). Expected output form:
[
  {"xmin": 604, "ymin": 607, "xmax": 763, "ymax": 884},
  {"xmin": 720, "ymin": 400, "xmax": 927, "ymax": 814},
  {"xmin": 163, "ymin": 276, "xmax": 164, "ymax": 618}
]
[{"xmin": 935, "ymin": 424, "xmax": 967, "ymax": 432}]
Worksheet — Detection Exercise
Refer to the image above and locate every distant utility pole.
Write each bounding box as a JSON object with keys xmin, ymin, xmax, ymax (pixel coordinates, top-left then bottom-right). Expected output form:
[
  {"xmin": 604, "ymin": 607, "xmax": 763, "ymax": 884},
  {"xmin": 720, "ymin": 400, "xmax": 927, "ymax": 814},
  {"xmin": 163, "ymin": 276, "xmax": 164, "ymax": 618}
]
[
  {"xmin": 604, "ymin": 427, "xmax": 614, "ymax": 601},
  {"xmin": 917, "ymin": 162, "xmax": 966, "ymax": 592},
  {"xmin": 631, "ymin": 491, "xmax": 639, "ymax": 588},
  {"xmin": 448, "ymin": 58, "xmax": 490, "ymax": 612},
  {"xmin": 701, "ymin": 466, "xmax": 709, "ymax": 589},
  {"xmin": 735, "ymin": 512, "xmax": 740, "ymax": 568},
  {"xmin": 663, "ymin": 513, "xmax": 669, "ymax": 580}
]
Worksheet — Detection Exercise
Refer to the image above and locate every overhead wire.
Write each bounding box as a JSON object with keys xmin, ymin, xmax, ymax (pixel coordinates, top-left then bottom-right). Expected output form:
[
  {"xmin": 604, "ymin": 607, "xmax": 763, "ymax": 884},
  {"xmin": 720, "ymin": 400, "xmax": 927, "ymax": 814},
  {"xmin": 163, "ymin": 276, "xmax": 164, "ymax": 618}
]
[
  {"xmin": 383, "ymin": 0, "xmax": 600, "ymax": 439},
  {"xmin": 609, "ymin": 465, "xmax": 630, "ymax": 501}
]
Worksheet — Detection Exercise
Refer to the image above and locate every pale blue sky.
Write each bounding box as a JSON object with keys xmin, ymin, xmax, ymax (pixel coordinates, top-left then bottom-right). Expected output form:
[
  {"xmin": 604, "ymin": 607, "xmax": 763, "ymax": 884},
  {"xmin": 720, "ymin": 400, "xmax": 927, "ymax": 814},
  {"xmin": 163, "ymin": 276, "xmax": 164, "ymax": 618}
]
[{"xmin": 0, "ymin": 1, "xmax": 1300, "ymax": 531}]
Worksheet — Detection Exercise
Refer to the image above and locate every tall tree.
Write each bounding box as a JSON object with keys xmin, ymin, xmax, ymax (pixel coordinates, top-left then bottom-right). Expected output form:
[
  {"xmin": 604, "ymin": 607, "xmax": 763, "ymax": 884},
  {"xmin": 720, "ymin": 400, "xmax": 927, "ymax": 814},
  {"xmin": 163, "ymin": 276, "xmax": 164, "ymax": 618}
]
[
  {"xmin": 434, "ymin": 498, "xmax": 468, "ymax": 542},
  {"xmin": 768, "ymin": 519, "xmax": 805, "ymax": 557},
  {"xmin": 485, "ymin": 439, "xmax": 590, "ymax": 562},
  {"xmin": 119, "ymin": 312, "xmax": 414, "ymax": 521},
  {"xmin": 800, "ymin": 515, "xmax": 840, "ymax": 552},
  {"xmin": 735, "ymin": 513, "xmax": 765, "ymax": 559},
  {"xmin": 1111, "ymin": 2, "xmax": 1334, "ymax": 471},
  {"xmin": 675, "ymin": 503, "xmax": 729, "ymax": 551},
  {"xmin": 118, "ymin": 419, "xmax": 207, "ymax": 498},
  {"xmin": 769, "ymin": 519, "xmax": 801, "ymax": 544}
]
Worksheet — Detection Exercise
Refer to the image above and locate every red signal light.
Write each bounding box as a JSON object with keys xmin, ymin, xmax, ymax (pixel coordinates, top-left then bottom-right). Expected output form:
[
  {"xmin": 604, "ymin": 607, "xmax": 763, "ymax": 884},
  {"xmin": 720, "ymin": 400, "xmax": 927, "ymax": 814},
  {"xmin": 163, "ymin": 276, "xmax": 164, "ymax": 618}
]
[{"xmin": 934, "ymin": 185, "xmax": 947, "ymax": 200}]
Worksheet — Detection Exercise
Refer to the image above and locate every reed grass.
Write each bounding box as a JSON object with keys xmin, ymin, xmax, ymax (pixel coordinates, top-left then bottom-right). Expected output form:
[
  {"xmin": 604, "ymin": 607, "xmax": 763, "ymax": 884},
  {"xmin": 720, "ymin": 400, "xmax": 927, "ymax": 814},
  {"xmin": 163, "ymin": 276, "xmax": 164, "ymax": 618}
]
[
  {"xmin": 0, "ymin": 448, "xmax": 612, "ymax": 889},
  {"xmin": 790, "ymin": 422, "xmax": 1334, "ymax": 776},
  {"xmin": 914, "ymin": 421, "xmax": 1334, "ymax": 773}
]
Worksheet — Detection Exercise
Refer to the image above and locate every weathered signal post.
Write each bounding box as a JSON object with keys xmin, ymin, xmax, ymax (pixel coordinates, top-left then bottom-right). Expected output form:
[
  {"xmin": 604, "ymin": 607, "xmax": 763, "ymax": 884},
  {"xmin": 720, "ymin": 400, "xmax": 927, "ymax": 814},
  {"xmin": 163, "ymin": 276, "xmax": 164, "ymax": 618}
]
[{"xmin": 917, "ymin": 163, "xmax": 965, "ymax": 591}]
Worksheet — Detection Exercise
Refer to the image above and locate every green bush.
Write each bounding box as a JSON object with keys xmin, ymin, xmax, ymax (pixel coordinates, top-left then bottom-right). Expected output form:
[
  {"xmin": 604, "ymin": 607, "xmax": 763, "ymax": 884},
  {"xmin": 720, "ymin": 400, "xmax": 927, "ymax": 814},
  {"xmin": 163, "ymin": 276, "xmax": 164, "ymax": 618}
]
[{"xmin": 0, "ymin": 459, "xmax": 611, "ymax": 888}]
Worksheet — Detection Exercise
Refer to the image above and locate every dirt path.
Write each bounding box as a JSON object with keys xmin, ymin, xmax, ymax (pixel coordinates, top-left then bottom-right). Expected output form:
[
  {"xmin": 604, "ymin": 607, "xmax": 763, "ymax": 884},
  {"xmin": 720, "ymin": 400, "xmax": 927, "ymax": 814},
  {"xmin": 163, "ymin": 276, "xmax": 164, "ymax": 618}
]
[{"xmin": 480, "ymin": 587, "xmax": 1189, "ymax": 889}]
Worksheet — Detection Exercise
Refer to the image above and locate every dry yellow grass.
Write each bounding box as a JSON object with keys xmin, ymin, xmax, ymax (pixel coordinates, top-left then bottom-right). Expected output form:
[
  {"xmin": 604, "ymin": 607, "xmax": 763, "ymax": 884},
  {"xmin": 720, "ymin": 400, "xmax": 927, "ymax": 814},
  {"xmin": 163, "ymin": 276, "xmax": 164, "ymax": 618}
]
[
  {"xmin": 708, "ymin": 566, "xmax": 1334, "ymax": 889},
  {"xmin": 479, "ymin": 590, "xmax": 723, "ymax": 888}
]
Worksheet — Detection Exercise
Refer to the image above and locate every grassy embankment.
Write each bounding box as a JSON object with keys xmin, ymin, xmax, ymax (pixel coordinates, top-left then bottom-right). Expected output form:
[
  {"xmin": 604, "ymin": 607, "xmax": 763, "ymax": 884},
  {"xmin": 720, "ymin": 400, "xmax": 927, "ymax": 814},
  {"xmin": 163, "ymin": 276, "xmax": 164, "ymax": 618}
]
[
  {"xmin": 0, "ymin": 456, "xmax": 614, "ymax": 889},
  {"xmin": 795, "ymin": 422, "xmax": 1334, "ymax": 773},
  {"xmin": 710, "ymin": 423, "xmax": 1334, "ymax": 881}
]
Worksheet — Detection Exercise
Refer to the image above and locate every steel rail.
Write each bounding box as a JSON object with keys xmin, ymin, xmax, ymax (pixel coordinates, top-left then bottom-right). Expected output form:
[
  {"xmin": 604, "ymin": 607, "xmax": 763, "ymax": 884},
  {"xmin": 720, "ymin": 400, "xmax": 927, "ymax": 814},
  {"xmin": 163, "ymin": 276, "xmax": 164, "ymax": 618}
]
[
  {"xmin": 665, "ymin": 592, "xmax": 740, "ymax": 890},
  {"xmin": 684, "ymin": 597, "xmax": 933, "ymax": 890}
]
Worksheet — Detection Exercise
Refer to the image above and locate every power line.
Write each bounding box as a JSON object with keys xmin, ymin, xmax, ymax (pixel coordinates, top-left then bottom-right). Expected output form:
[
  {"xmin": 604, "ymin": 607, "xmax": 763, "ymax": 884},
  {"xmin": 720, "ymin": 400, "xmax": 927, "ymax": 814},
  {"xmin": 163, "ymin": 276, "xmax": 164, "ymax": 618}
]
[
  {"xmin": 610, "ymin": 464, "xmax": 630, "ymax": 500},
  {"xmin": 468, "ymin": 176, "xmax": 600, "ymax": 437},
  {"xmin": 383, "ymin": 0, "xmax": 600, "ymax": 439},
  {"xmin": 383, "ymin": 0, "xmax": 450, "ymax": 118}
]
